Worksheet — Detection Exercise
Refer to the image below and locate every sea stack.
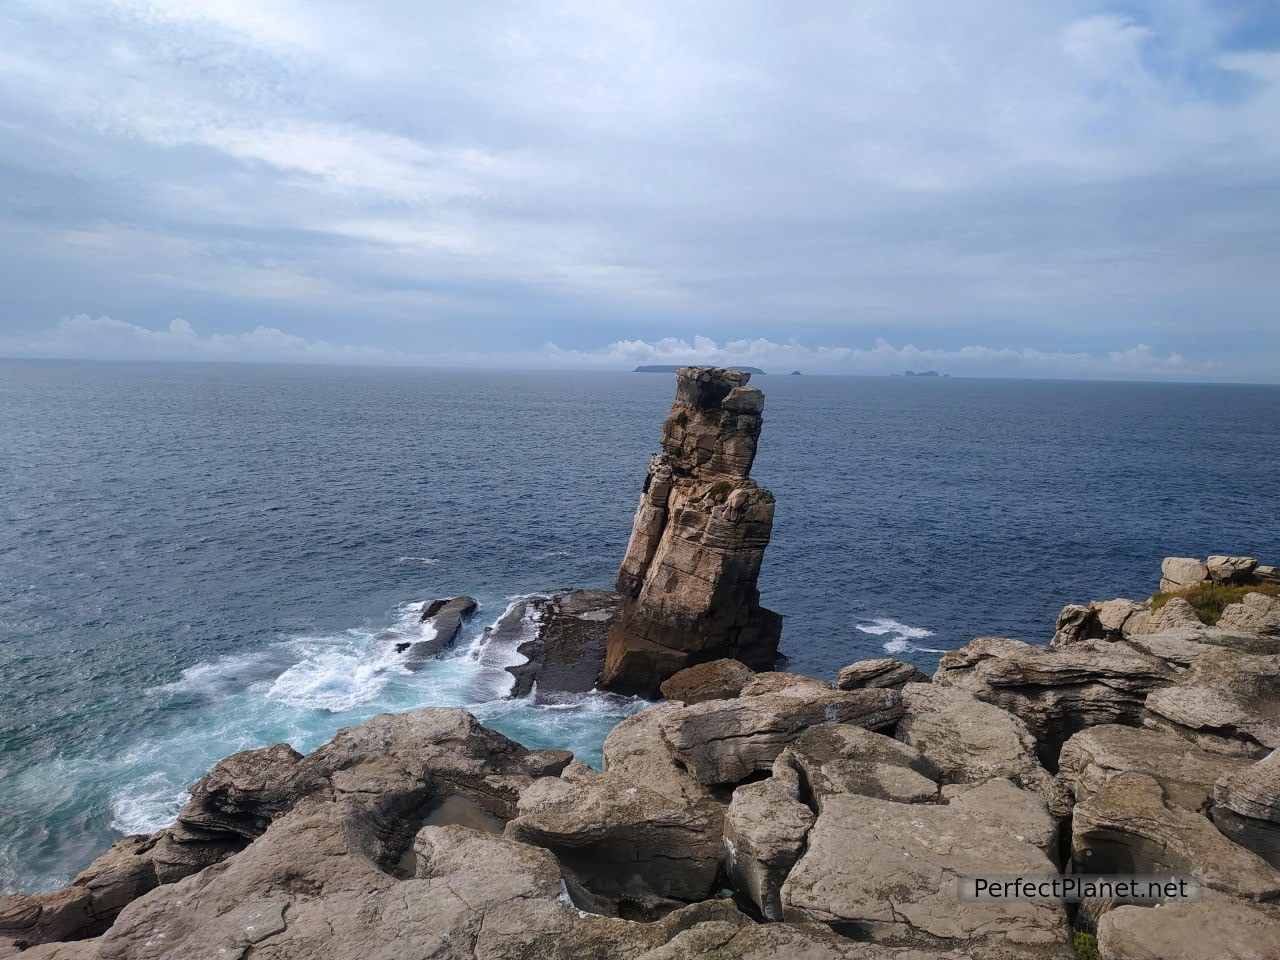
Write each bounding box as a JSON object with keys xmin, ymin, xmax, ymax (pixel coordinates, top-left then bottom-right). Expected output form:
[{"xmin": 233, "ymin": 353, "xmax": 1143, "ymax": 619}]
[{"xmin": 600, "ymin": 367, "xmax": 782, "ymax": 696}]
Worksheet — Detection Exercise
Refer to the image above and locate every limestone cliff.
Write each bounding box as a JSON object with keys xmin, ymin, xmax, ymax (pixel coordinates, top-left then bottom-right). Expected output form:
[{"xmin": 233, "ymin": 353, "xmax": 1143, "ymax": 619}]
[{"xmin": 600, "ymin": 367, "xmax": 782, "ymax": 696}]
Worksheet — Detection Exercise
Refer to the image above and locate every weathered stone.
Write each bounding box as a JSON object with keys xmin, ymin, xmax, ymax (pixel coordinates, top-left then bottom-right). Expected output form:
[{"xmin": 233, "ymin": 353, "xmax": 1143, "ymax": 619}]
[
  {"xmin": 1213, "ymin": 751, "xmax": 1280, "ymax": 869},
  {"xmin": 405, "ymin": 595, "xmax": 477, "ymax": 665},
  {"xmin": 781, "ymin": 784, "xmax": 1069, "ymax": 957},
  {"xmin": 723, "ymin": 769, "xmax": 814, "ymax": 920},
  {"xmin": 505, "ymin": 589, "xmax": 620, "ymax": 698},
  {"xmin": 1071, "ymin": 772, "xmax": 1280, "ymax": 901},
  {"xmin": 896, "ymin": 682, "xmax": 1067, "ymax": 815},
  {"xmin": 1257, "ymin": 564, "xmax": 1280, "ymax": 584},
  {"xmin": 1160, "ymin": 557, "xmax": 1209, "ymax": 592},
  {"xmin": 1057, "ymin": 724, "xmax": 1251, "ymax": 812},
  {"xmin": 1143, "ymin": 650, "xmax": 1280, "ymax": 758},
  {"xmin": 1097, "ymin": 891, "xmax": 1280, "ymax": 960},
  {"xmin": 935, "ymin": 636, "xmax": 1176, "ymax": 767},
  {"xmin": 602, "ymin": 368, "xmax": 782, "ymax": 696},
  {"xmin": 1206, "ymin": 555, "xmax": 1258, "ymax": 584},
  {"xmin": 602, "ymin": 703, "xmax": 718, "ymax": 808},
  {"xmin": 1052, "ymin": 600, "xmax": 1149, "ymax": 646},
  {"xmin": 505, "ymin": 766, "xmax": 724, "ymax": 907},
  {"xmin": 739, "ymin": 671, "xmax": 832, "ymax": 696},
  {"xmin": 836, "ymin": 658, "xmax": 929, "ymax": 690},
  {"xmin": 659, "ymin": 658, "xmax": 754, "ymax": 704},
  {"xmin": 1217, "ymin": 592, "xmax": 1280, "ymax": 637},
  {"xmin": 784, "ymin": 723, "xmax": 939, "ymax": 808},
  {"xmin": 656, "ymin": 686, "xmax": 903, "ymax": 786}
]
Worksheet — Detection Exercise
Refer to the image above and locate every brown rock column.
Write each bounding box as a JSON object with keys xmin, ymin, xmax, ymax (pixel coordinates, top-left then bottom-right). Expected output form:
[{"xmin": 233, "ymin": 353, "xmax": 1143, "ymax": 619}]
[{"xmin": 600, "ymin": 367, "xmax": 782, "ymax": 696}]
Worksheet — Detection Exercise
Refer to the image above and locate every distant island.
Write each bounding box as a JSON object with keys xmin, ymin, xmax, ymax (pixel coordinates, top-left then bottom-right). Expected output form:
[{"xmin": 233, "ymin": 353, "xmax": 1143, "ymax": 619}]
[
  {"xmin": 790, "ymin": 370, "xmax": 802, "ymax": 376},
  {"xmin": 903, "ymin": 370, "xmax": 948, "ymax": 377},
  {"xmin": 634, "ymin": 364, "xmax": 766, "ymax": 374}
]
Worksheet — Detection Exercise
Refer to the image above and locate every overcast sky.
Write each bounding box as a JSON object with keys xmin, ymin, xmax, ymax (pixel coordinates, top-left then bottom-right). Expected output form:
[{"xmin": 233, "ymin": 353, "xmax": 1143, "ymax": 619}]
[{"xmin": 1, "ymin": 1, "xmax": 1277, "ymax": 380}]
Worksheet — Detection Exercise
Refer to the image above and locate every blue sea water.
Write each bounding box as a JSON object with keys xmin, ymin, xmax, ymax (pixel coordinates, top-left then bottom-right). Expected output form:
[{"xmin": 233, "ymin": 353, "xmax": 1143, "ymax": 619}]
[{"xmin": 1, "ymin": 359, "xmax": 1277, "ymax": 894}]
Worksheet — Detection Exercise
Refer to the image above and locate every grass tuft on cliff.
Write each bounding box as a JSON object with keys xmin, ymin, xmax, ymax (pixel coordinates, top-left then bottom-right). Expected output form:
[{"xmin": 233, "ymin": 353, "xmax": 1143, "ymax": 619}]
[
  {"xmin": 1072, "ymin": 930, "xmax": 1101, "ymax": 960},
  {"xmin": 1151, "ymin": 581, "xmax": 1280, "ymax": 625}
]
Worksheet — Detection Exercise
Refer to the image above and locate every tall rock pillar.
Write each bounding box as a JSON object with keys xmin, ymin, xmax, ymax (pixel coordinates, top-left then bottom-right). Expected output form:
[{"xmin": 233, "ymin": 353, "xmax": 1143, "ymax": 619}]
[{"xmin": 600, "ymin": 367, "xmax": 782, "ymax": 696}]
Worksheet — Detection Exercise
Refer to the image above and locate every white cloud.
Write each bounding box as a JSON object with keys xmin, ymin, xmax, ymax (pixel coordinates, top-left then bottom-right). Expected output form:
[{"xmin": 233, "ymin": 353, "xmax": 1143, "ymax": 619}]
[{"xmin": 2, "ymin": 314, "xmax": 408, "ymax": 364}]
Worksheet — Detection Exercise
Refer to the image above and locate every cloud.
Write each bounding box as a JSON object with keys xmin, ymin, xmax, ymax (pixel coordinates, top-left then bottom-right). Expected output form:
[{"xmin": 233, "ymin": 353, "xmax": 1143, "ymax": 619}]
[
  {"xmin": 0, "ymin": 2, "xmax": 1276, "ymax": 379},
  {"xmin": 2, "ymin": 317, "xmax": 1232, "ymax": 382},
  {"xmin": 3, "ymin": 314, "xmax": 407, "ymax": 364}
]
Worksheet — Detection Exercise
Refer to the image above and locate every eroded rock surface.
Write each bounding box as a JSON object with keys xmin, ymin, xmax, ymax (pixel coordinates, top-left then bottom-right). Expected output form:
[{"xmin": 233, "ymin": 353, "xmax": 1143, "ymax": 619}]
[
  {"xmin": 783, "ymin": 723, "xmax": 939, "ymax": 808},
  {"xmin": 1212, "ymin": 751, "xmax": 1280, "ymax": 869},
  {"xmin": 1097, "ymin": 891, "xmax": 1280, "ymax": 960},
  {"xmin": 836, "ymin": 657, "xmax": 929, "ymax": 690},
  {"xmin": 1142, "ymin": 649, "xmax": 1280, "ymax": 758},
  {"xmin": 405, "ymin": 595, "xmax": 478, "ymax": 665},
  {"xmin": 601, "ymin": 367, "xmax": 782, "ymax": 695},
  {"xmin": 505, "ymin": 589, "xmax": 621, "ymax": 698},
  {"xmin": 659, "ymin": 658, "xmax": 754, "ymax": 704}
]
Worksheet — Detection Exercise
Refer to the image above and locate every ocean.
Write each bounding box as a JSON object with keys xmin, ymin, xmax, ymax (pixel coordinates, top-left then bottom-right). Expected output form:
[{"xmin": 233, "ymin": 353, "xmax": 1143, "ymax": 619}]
[{"xmin": 1, "ymin": 359, "xmax": 1277, "ymax": 894}]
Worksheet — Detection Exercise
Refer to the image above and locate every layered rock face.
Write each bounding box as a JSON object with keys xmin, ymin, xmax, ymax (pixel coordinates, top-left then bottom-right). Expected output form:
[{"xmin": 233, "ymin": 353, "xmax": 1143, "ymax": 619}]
[{"xmin": 600, "ymin": 367, "xmax": 782, "ymax": 696}]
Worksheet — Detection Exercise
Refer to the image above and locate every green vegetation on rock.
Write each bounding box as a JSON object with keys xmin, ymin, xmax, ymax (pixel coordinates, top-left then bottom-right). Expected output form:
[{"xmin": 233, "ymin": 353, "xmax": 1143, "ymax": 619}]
[{"xmin": 1151, "ymin": 581, "xmax": 1280, "ymax": 625}]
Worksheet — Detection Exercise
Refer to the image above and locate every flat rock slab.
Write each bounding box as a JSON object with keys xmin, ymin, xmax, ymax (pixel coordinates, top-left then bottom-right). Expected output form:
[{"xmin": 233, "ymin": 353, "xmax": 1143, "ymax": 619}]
[
  {"xmin": 1057, "ymin": 723, "xmax": 1252, "ymax": 812},
  {"xmin": 1142, "ymin": 649, "xmax": 1280, "ymax": 758},
  {"xmin": 1098, "ymin": 892, "xmax": 1280, "ymax": 960},
  {"xmin": 1071, "ymin": 771, "xmax": 1280, "ymax": 901},
  {"xmin": 837, "ymin": 658, "xmax": 929, "ymax": 690},
  {"xmin": 781, "ymin": 785, "xmax": 1068, "ymax": 958},
  {"xmin": 656, "ymin": 687, "xmax": 903, "ymax": 786},
  {"xmin": 659, "ymin": 658, "xmax": 755, "ymax": 704},
  {"xmin": 505, "ymin": 589, "xmax": 621, "ymax": 699}
]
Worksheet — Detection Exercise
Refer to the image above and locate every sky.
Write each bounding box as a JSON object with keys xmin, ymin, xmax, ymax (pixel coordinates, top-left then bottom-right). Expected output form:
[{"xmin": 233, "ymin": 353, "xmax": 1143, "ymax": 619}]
[{"xmin": 0, "ymin": 1, "xmax": 1277, "ymax": 380}]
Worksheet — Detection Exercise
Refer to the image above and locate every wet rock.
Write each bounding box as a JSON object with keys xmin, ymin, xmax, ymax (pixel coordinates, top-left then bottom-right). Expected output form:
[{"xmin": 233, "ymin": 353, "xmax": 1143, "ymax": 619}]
[
  {"xmin": 783, "ymin": 723, "xmax": 939, "ymax": 808},
  {"xmin": 1057, "ymin": 724, "xmax": 1250, "ymax": 812},
  {"xmin": 1142, "ymin": 650, "xmax": 1280, "ymax": 758},
  {"xmin": 935, "ymin": 636, "xmax": 1175, "ymax": 767},
  {"xmin": 1212, "ymin": 751, "xmax": 1280, "ymax": 869},
  {"xmin": 602, "ymin": 367, "xmax": 782, "ymax": 696},
  {"xmin": 781, "ymin": 782, "xmax": 1068, "ymax": 957},
  {"xmin": 1097, "ymin": 891, "xmax": 1280, "ymax": 960},
  {"xmin": 837, "ymin": 658, "xmax": 929, "ymax": 690},
  {"xmin": 656, "ymin": 686, "xmax": 903, "ymax": 786},
  {"xmin": 505, "ymin": 589, "xmax": 621, "ymax": 699},
  {"xmin": 405, "ymin": 595, "xmax": 477, "ymax": 665},
  {"xmin": 1161, "ymin": 557, "xmax": 1209, "ymax": 592},
  {"xmin": 659, "ymin": 658, "xmax": 754, "ymax": 704},
  {"xmin": 896, "ymin": 683, "xmax": 1066, "ymax": 815},
  {"xmin": 1071, "ymin": 772, "xmax": 1280, "ymax": 901}
]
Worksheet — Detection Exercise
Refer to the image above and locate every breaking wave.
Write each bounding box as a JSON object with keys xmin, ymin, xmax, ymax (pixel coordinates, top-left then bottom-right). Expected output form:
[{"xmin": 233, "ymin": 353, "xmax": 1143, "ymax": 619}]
[{"xmin": 855, "ymin": 618, "xmax": 946, "ymax": 655}]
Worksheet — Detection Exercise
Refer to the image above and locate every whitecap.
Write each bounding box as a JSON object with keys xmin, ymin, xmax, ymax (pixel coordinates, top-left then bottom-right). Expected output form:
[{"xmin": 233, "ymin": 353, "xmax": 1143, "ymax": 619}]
[
  {"xmin": 395, "ymin": 556, "xmax": 440, "ymax": 565},
  {"xmin": 110, "ymin": 773, "xmax": 189, "ymax": 835},
  {"xmin": 856, "ymin": 618, "xmax": 945, "ymax": 654},
  {"xmin": 266, "ymin": 633, "xmax": 409, "ymax": 713}
]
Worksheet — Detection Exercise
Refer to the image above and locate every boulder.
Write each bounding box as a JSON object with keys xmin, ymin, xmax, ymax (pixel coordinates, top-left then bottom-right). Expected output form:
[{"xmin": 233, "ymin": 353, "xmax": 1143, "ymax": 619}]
[
  {"xmin": 655, "ymin": 687, "xmax": 903, "ymax": 786},
  {"xmin": 504, "ymin": 589, "xmax": 621, "ymax": 698},
  {"xmin": 723, "ymin": 763, "xmax": 815, "ymax": 920},
  {"xmin": 1206, "ymin": 555, "xmax": 1258, "ymax": 584},
  {"xmin": 1051, "ymin": 600, "xmax": 1148, "ymax": 646},
  {"xmin": 896, "ymin": 683, "xmax": 1066, "ymax": 815},
  {"xmin": 1057, "ymin": 724, "xmax": 1251, "ymax": 812},
  {"xmin": 601, "ymin": 368, "xmax": 782, "ymax": 696},
  {"xmin": 405, "ymin": 595, "xmax": 477, "ymax": 664},
  {"xmin": 836, "ymin": 658, "xmax": 929, "ymax": 690},
  {"xmin": 505, "ymin": 768, "xmax": 724, "ymax": 907},
  {"xmin": 1071, "ymin": 772, "xmax": 1280, "ymax": 901},
  {"xmin": 659, "ymin": 658, "xmax": 754, "ymax": 704},
  {"xmin": 782, "ymin": 723, "xmax": 939, "ymax": 808},
  {"xmin": 739, "ymin": 671, "xmax": 832, "ymax": 696},
  {"xmin": 1212, "ymin": 751, "xmax": 1280, "ymax": 869},
  {"xmin": 1160, "ymin": 557, "xmax": 1209, "ymax": 592},
  {"xmin": 1217, "ymin": 592, "xmax": 1280, "ymax": 637},
  {"xmin": 1097, "ymin": 892, "xmax": 1280, "ymax": 960},
  {"xmin": 1143, "ymin": 650, "xmax": 1280, "ymax": 758},
  {"xmin": 935, "ymin": 636, "xmax": 1176, "ymax": 767},
  {"xmin": 601, "ymin": 703, "xmax": 719, "ymax": 809},
  {"xmin": 1256, "ymin": 565, "xmax": 1280, "ymax": 584},
  {"xmin": 781, "ymin": 783, "xmax": 1068, "ymax": 957}
]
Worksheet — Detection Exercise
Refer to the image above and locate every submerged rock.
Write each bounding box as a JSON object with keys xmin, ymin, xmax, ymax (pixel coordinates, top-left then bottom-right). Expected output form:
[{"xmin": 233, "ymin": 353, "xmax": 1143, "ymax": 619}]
[
  {"xmin": 404, "ymin": 595, "xmax": 477, "ymax": 665},
  {"xmin": 504, "ymin": 589, "xmax": 621, "ymax": 699},
  {"xmin": 601, "ymin": 367, "xmax": 782, "ymax": 696}
]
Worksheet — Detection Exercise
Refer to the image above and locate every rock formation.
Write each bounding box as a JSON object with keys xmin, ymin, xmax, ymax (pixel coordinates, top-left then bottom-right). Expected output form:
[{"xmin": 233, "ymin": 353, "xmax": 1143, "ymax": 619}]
[
  {"xmin": 600, "ymin": 367, "xmax": 782, "ymax": 696},
  {"xmin": 403, "ymin": 595, "xmax": 477, "ymax": 665}
]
